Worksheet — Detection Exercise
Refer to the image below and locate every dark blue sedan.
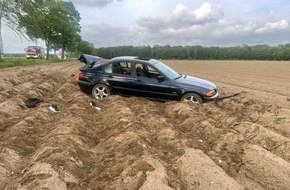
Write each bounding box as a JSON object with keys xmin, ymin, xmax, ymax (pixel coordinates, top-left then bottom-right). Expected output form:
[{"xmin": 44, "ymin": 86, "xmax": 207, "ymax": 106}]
[{"xmin": 77, "ymin": 54, "xmax": 218, "ymax": 103}]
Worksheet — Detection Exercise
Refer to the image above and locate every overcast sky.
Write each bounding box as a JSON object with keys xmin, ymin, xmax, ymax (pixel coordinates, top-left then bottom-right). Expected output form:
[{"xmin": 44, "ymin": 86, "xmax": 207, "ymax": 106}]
[{"xmin": 3, "ymin": 0, "xmax": 290, "ymax": 53}]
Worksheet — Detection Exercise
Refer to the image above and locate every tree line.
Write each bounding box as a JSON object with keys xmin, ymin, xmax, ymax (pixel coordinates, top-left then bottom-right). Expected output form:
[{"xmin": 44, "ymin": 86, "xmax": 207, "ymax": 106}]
[{"xmin": 92, "ymin": 44, "xmax": 290, "ymax": 60}]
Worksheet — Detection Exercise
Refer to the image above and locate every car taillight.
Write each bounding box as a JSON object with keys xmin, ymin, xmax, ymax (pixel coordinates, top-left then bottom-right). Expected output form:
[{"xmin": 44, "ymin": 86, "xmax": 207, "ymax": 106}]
[{"xmin": 78, "ymin": 71, "xmax": 83, "ymax": 79}]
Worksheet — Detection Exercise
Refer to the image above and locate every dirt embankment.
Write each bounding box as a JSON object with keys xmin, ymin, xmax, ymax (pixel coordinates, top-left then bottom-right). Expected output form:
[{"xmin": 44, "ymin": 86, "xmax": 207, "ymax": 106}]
[{"xmin": 0, "ymin": 61, "xmax": 290, "ymax": 190}]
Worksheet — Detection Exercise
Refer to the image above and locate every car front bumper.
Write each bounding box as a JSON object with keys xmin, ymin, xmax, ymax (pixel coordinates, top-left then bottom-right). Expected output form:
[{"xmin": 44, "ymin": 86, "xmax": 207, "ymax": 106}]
[{"xmin": 203, "ymin": 92, "xmax": 219, "ymax": 102}]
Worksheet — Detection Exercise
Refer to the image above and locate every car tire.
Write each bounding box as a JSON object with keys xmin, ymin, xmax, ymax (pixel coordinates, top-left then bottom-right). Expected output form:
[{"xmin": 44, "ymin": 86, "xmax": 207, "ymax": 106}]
[
  {"xmin": 92, "ymin": 84, "xmax": 111, "ymax": 100},
  {"xmin": 181, "ymin": 92, "xmax": 203, "ymax": 104}
]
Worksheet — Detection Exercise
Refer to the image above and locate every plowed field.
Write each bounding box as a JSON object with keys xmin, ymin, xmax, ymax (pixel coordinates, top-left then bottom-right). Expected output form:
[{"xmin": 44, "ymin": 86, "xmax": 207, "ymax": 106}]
[{"xmin": 0, "ymin": 60, "xmax": 290, "ymax": 190}]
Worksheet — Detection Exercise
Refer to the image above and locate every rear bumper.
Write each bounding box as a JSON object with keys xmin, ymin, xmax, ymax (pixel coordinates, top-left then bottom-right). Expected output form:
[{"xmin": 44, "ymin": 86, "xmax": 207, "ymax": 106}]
[
  {"xmin": 26, "ymin": 54, "xmax": 39, "ymax": 58},
  {"xmin": 78, "ymin": 80, "xmax": 94, "ymax": 91}
]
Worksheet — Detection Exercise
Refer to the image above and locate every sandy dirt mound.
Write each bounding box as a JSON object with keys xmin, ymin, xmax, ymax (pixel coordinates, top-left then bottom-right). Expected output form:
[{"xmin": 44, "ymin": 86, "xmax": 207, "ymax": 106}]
[{"xmin": 0, "ymin": 61, "xmax": 290, "ymax": 190}]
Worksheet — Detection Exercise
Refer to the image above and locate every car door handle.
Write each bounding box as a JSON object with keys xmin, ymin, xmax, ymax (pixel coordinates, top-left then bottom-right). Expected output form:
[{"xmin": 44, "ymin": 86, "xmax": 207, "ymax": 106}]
[{"xmin": 108, "ymin": 75, "xmax": 122, "ymax": 79}]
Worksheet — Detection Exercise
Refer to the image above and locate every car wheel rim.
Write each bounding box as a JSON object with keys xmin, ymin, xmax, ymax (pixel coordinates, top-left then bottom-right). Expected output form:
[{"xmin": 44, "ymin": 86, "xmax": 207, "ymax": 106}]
[
  {"xmin": 95, "ymin": 87, "xmax": 108, "ymax": 99},
  {"xmin": 184, "ymin": 96, "xmax": 199, "ymax": 103}
]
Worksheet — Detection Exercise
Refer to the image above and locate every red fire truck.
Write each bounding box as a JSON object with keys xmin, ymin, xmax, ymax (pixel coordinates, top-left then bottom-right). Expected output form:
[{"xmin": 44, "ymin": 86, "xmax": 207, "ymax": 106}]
[{"xmin": 25, "ymin": 46, "xmax": 45, "ymax": 59}]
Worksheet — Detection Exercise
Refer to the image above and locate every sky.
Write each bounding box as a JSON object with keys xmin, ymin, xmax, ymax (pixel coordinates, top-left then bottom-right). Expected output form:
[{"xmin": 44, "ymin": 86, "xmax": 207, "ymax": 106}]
[{"xmin": 3, "ymin": 0, "xmax": 290, "ymax": 53}]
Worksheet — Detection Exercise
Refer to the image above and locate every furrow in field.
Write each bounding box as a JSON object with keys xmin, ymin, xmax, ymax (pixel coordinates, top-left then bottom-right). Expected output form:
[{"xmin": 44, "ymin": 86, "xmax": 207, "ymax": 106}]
[
  {"xmin": 1, "ymin": 60, "xmax": 290, "ymax": 190},
  {"xmin": 232, "ymin": 122, "xmax": 290, "ymax": 162},
  {"xmin": 192, "ymin": 72, "xmax": 290, "ymax": 97}
]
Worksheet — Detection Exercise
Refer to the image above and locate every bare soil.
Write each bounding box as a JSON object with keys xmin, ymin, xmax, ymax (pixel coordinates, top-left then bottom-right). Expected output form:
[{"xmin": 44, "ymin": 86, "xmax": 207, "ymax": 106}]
[{"xmin": 0, "ymin": 60, "xmax": 290, "ymax": 190}]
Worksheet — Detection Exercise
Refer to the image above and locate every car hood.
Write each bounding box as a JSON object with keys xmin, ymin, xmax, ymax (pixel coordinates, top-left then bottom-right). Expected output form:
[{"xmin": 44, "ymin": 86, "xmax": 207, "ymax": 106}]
[{"xmin": 175, "ymin": 75, "xmax": 216, "ymax": 90}]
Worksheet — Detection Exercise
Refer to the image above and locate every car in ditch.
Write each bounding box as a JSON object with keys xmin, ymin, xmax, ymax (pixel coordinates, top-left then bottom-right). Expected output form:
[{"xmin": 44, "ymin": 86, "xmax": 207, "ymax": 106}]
[{"xmin": 77, "ymin": 54, "xmax": 219, "ymax": 103}]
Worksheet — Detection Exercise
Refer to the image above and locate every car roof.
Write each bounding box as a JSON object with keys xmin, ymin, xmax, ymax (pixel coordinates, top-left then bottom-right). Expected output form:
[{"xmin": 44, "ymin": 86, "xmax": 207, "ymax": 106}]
[
  {"xmin": 110, "ymin": 56, "xmax": 159, "ymax": 64},
  {"xmin": 111, "ymin": 56, "xmax": 138, "ymax": 61}
]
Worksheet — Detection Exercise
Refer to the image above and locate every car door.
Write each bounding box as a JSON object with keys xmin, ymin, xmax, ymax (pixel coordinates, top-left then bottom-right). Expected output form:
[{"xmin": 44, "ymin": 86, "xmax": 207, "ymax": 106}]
[
  {"xmin": 132, "ymin": 63, "xmax": 179, "ymax": 101},
  {"xmin": 104, "ymin": 61, "xmax": 138, "ymax": 96}
]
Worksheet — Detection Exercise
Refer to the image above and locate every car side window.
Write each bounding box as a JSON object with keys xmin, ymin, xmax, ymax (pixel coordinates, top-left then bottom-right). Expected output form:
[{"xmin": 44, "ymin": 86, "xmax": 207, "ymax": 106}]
[
  {"xmin": 112, "ymin": 62, "xmax": 125, "ymax": 74},
  {"xmin": 135, "ymin": 63, "xmax": 161, "ymax": 79},
  {"xmin": 104, "ymin": 62, "xmax": 132, "ymax": 75},
  {"xmin": 146, "ymin": 65, "xmax": 160, "ymax": 79},
  {"xmin": 135, "ymin": 63, "xmax": 147, "ymax": 77},
  {"xmin": 120, "ymin": 62, "xmax": 132, "ymax": 75},
  {"xmin": 104, "ymin": 64, "xmax": 112, "ymax": 73}
]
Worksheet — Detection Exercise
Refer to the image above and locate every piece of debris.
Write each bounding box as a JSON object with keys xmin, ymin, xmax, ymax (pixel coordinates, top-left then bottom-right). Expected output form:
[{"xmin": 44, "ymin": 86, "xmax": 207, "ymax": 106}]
[
  {"xmin": 24, "ymin": 98, "xmax": 43, "ymax": 108},
  {"xmin": 49, "ymin": 104, "xmax": 60, "ymax": 113},
  {"xmin": 218, "ymin": 93, "xmax": 241, "ymax": 101},
  {"xmin": 90, "ymin": 101, "xmax": 101, "ymax": 111},
  {"xmin": 6, "ymin": 170, "xmax": 13, "ymax": 177}
]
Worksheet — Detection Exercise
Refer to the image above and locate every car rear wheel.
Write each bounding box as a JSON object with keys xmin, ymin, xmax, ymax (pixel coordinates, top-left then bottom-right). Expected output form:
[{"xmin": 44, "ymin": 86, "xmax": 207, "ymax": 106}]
[
  {"xmin": 92, "ymin": 84, "xmax": 111, "ymax": 100},
  {"xmin": 181, "ymin": 92, "xmax": 203, "ymax": 104}
]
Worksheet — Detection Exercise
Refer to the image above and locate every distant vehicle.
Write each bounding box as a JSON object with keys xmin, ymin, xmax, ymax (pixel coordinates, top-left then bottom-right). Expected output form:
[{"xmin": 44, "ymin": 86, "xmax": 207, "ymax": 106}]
[
  {"xmin": 25, "ymin": 46, "xmax": 45, "ymax": 59},
  {"xmin": 77, "ymin": 54, "xmax": 219, "ymax": 104},
  {"xmin": 55, "ymin": 49, "xmax": 67, "ymax": 59}
]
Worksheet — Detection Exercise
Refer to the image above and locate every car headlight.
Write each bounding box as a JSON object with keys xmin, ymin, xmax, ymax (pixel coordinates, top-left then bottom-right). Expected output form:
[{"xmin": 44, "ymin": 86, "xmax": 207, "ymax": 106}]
[{"xmin": 206, "ymin": 89, "xmax": 216, "ymax": 97}]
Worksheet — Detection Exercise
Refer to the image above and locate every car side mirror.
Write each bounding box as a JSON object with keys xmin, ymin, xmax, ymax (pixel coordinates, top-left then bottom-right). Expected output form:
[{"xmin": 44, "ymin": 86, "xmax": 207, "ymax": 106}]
[{"xmin": 157, "ymin": 76, "xmax": 165, "ymax": 82}]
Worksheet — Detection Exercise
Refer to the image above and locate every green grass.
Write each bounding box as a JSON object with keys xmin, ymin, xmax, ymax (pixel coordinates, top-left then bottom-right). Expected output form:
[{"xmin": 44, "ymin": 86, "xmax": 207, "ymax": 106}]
[{"xmin": 0, "ymin": 57, "xmax": 75, "ymax": 69}]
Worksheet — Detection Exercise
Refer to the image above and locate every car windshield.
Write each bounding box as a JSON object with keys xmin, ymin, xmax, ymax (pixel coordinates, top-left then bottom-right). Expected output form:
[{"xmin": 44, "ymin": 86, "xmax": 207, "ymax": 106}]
[
  {"xmin": 150, "ymin": 59, "xmax": 180, "ymax": 80},
  {"xmin": 27, "ymin": 48, "xmax": 36, "ymax": 52}
]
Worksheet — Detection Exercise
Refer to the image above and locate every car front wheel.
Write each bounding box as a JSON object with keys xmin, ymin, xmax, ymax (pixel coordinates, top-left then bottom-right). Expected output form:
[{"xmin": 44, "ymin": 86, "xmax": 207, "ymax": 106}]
[
  {"xmin": 181, "ymin": 92, "xmax": 203, "ymax": 104},
  {"xmin": 92, "ymin": 84, "xmax": 111, "ymax": 100}
]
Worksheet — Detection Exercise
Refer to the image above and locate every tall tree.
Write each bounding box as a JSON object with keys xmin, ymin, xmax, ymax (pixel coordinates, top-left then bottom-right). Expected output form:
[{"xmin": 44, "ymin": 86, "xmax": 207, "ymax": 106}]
[
  {"xmin": 77, "ymin": 40, "xmax": 95, "ymax": 55},
  {"xmin": 51, "ymin": 1, "xmax": 81, "ymax": 59},
  {"xmin": 18, "ymin": 0, "xmax": 81, "ymax": 59},
  {"xmin": 0, "ymin": 0, "xmax": 21, "ymax": 61}
]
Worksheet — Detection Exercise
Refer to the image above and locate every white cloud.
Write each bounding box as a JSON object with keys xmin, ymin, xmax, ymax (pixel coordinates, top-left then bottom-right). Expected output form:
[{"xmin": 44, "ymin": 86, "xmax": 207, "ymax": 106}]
[
  {"xmin": 82, "ymin": 23, "xmax": 141, "ymax": 47},
  {"xmin": 255, "ymin": 19, "xmax": 289, "ymax": 33},
  {"xmin": 171, "ymin": 4, "xmax": 189, "ymax": 19},
  {"xmin": 266, "ymin": 19, "xmax": 288, "ymax": 30},
  {"xmin": 169, "ymin": 2, "xmax": 222, "ymax": 25},
  {"xmin": 138, "ymin": 2, "xmax": 222, "ymax": 31},
  {"xmin": 194, "ymin": 2, "xmax": 214, "ymax": 21}
]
